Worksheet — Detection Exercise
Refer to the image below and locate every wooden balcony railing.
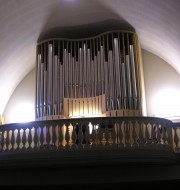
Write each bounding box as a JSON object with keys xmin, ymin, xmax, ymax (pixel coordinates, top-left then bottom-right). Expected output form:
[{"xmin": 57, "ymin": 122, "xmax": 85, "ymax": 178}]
[
  {"xmin": 0, "ymin": 116, "xmax": 178, "ymax": 153},
  {"xmin": 172, "ymin": 122, "xmax": 180, "ymax": 153}
]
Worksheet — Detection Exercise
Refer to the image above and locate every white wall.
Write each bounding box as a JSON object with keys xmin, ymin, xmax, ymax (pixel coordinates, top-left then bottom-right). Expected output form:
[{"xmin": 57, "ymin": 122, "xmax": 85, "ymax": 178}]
[
  {"xmin": 3, "ymin": 49, "xmax": 180, "ymax": 123},
  {"xmin": 142, "ymin": 49, "xmax": 180, "ymax": 121},
  {"xmin": 3, "ymin": 69, "xmax": 36, "ymax": 124}
]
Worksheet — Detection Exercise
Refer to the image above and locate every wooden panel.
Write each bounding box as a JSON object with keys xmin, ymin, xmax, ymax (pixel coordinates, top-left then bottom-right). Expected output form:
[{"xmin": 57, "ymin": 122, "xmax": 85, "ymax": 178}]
[
  {"xmin": 98, "ymin": 95, "xmax": 102, "ymax": 114},
  {"xmin": 76, "ymin": 99, "xmax": 80, "ymax": 117},
  {"xmin": 92, "ymin": 97, "xmax": 96, "ymax": 115},
  {"xmin": 80, "ymin": 99, "xmax": 84, "ymax": 116},
  {"xmin": 117, "ymin": 110, "xmax": 123, "ymax": 116},
  {"xmin": 95, "ymin": 96, "xmax": 99, "ymax": 114},
  {"xmin": 52, "ymin": 115, "xmax": 59, "ymax": 120},
  {"xmin": 63, "ymin": 98, "xmax": 69, "ymax": 118},
  {"xmin": 128, "ymin": 110, "xmax": 134, "ymax": 116},
  {"xmin": 46, "ymin": 115, "xmax": 53, "ymax": 120},
  {"xmin": 69, "ymin": 99, "xmax": 73, "ymax": 117},
  {"xmin": 73, "ymin": 99, "xmax": 76, "ymax": 117},
  {"xmin": 83, "ymin": 99, "xmax": 88, "ymax": 115},
  {"xmin": 110, "ymin": 110, "xmax": 117, "ymax": 117},
  {"xmin": 88, "ymin": 98, "xmax": 93, "ymax": 115},
  {"xmin": 101, "ymin": 94, "xmax": 106, "ymax": 114},
  {"xmin": 123, "ymin": 110, "xmax": 129, "ymax": 116}
]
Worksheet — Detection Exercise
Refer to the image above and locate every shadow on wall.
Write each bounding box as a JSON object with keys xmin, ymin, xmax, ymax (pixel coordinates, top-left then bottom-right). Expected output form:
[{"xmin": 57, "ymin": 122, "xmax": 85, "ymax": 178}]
[
  {"xmin": 38, "ymin": 19, "xmax": 135, "ymax": 42},
  {"xmin": 38, "ymin": 0, "xmax": 135, "ymax": 42}
]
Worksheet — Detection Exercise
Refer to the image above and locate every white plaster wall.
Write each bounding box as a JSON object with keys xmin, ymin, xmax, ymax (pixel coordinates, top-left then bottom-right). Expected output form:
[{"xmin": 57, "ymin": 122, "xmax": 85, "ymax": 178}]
[
  {"xmin": 3, "ymin": 69, "xmax": 36, "ymax": 124},
  {"xmin": 142, "ymin": 49, "xmax": 180, "ymax": 121},
  {"xmin": 3, "ymin": 50, "xmax": 180, "ymax": 123}
]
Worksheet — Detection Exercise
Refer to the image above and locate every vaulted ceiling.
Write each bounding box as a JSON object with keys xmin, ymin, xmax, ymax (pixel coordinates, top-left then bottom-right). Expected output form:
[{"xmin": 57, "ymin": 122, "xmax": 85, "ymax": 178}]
[{"xmin": 0, "ymin": 0, "xmax": 179, "ymax": 115}]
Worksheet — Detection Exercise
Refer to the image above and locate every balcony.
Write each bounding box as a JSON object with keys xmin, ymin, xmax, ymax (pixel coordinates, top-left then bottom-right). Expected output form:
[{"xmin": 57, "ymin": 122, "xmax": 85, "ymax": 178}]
[
  {"xmin": 0, "ymin": 116, "xmax": 180, "ymax": 166},
  {"xmin": 1, "ymin": 116, "xmax": 180, "ymax": 186}
]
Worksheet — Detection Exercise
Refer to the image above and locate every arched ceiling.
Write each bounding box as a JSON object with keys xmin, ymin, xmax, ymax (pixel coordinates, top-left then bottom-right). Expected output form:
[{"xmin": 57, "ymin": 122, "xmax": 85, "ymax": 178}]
[{"xmin": 0, "ymin": 0, "xmax": 180, "ymax": 115}]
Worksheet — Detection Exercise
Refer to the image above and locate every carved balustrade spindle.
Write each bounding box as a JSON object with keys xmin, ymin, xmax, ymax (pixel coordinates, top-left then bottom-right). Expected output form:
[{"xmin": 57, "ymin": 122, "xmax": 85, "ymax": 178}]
[
  {"xmin": 98, "ymin": 124, "xmax": 103, "ymax": 147},
  {"xmin": 58, "ymin": 124, "xmax": 64, "ymax": 149},
  {"xmin": 150, "ymin": 123, "xmax": 156, "ymax": 145},
  {"xmin": 71, "ymin": 123, "xmax": 77, "ymax": 149},
  {"xmin": 46, "ymin": 125, "xmax": 51, "ymax": 149},
  {"xmin": 10, "ymin": 129, "xmax": 15, "ymax": 151},
  {"xmin": 84, "ymin": 125, "xmax": 90, "ymax": 148},
  {"xmin": 33, "ymin": 127, "xmax": 39, "ymax": 151},
  {"xmin": 173, "ymin": 127, "xmax": 179, "ymax": 151},
  {"xmin": 40, "ymin": 126, "xmax": 44, "ymax": 149},
  {"xmin": 5, "ymin": 130, "xmax": 10, "ymax": 151},
  {"xmin": 91, "ymin": 124, "xmax": 97, "ymax": 148},
  {"xmin": 111, "ymin": 123, "xmax": 117, "ymax": 147},
  {"xmin": 105, "ymin": 124, "xmax": 110, "ymax": 146},
  {"xmin": 144, "ymin": 122, "xmax": 150, "ymax": 145},
  {"xmin": 124, "ymin": 121, "xmax": 130, "ymax": 146},
  {"xmin": 138, "ymin": 121, "xmax": 144, "ymax": 146},
  {"xmin": 52, "ymin": 124, "xmax": 57, "ymax": 150},
  {"xmin": 118, "ymin": 122, "xmax": 124, "ymax": 147},
  {"xmin": 16, "ymin": 128, "xmax": 21, "ymax": 152},
  {"xmin": 166, "ymin": 126, "xmax": 172, "ymax": 147},
  {"xmin": 156, "ymin": 124, "xmax": 161, "ymax": 145},
  {"xmin": 132, "ymin": 121, "xmax": 137, "ymax": 147},
  {"xmin": 162, "ymin": 125, "xmax": 167, "ymax": 145},
  {"xmin": 78, "ymin": 123, "xmax": 83, "ymax": 148},
  {"xmin": 28, "ymin": 127, "xmax": 33, "ymax": 151},
  {"xmin": 65, "ymin": 123, "xmax": 71, "ymax": 148},
  {"xmin": 0, "ymin": 129, "xmax": 5, "ymax": 151},
  {"xmin": 22, "ymin": 129, "xmax": 27, "ymax": 151}
]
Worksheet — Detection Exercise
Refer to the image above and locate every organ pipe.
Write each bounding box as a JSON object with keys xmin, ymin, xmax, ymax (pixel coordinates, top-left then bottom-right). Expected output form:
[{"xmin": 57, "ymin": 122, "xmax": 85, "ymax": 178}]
[
  {"xmin": 108, "ymin": 51, "xmax": 114, "ymax": 110},
  {"xmin": 43, "ymin": 70, "xmax": 47, "ymax": 116},
  {"xmin": 79, "ymin": 47, "xmax": 83, "ymax": 98},
  {"xmin": 114, "ymin": 38, "xmax": 121, "ymax": 110},
  {"xmin": 59, "ymin": 64, "xmax": 63, "ymax": 114},
  {"xmin": 40, "ymin": 62, "xmax": 44, "ymax": 116},
  {"xmin": 64, "ymin": 48, "xmax": 68, "ymax": 98},
  {"xmin": 87, "ymin": 49, "xmax": 91, "ymax": 98},
  {"xmin": 48, "ymin": 44, "xmax": 53, "ymax": 115},
  {"xmin": 53, "ymin": 55, "xmax": 58, "ymax": 115},
  {"xmin": 36, "ymin": 54, "xmax": 41, "ymax": 118},
  {"xmin": 100, "ymin": 45, "xmax": 104, "ymax": 95},
  {"xmin": 126, "ymin": 55, "xmax": 132, "ymax": 109},
  {"xmin": 72, "ymin": 57, "xmax": 75, "ymax": 98},
  {"xmin": 122, "ymin": 62, "xmax": 127, "ymax": 109},
  {"xmin": 36, "ymin": 30, "xmax": 143, "ymax": 120},
  {"xmin": 130, "ymin": 45, "xmax": 138, "ymax": 109}
]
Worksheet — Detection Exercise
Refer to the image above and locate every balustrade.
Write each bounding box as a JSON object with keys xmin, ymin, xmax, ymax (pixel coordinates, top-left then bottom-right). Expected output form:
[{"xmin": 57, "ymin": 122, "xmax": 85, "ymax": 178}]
[
  {"xmin": 172, "ymin": 123, "xmax": 180, "ymax": 153},
  {"xmin": 0, "ymin": 117, "xmax": 176, "ymax": 153}
]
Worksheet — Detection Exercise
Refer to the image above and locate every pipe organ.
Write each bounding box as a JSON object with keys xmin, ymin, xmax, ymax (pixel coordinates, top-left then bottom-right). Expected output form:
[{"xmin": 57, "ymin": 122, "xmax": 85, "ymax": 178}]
[{"xmin": 36, "ymin": 30, "xmax": 144, "ymax": 120}]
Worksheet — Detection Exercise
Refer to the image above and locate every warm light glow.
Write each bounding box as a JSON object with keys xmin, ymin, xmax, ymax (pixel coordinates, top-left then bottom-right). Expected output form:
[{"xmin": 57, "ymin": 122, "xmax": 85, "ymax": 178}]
[
  {"xmin": 69, "ymin": 113, "xmax": 106, "ymax": 118},
  {"xmin": 0, "ymin": 114, "xmax": 4, "ymax": 124},
  {"xmin": 152, "ymin": 88, "xmax": 180, "ymax": 118},
  {"xmin": 66, "ymin": 96, "xmax": 106, "ymax": 119},
  {"xmin": 88, "ymin": 122, "xmax": 93, "ymax": 134},
  {"xmin": 9, "ymin": 102, "xmax": 35, "ymax": 123},
  {"xmin": 88, "ymin": 122, "xmax": 99, "ymax": 134}
]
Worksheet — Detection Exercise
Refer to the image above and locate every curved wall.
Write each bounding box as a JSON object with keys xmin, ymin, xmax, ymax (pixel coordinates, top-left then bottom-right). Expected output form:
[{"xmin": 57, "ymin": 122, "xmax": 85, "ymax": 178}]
[
  {"xmin": 142, "ymin": 49, "xmax": 180, "ymax": 121},
  {"xmin": 3, "ymin": 49, "xmax": 180, "ymax": 123},
  {"xmin": 3, "ymin": 69, "xmax": 36, "ymax": 124}
]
